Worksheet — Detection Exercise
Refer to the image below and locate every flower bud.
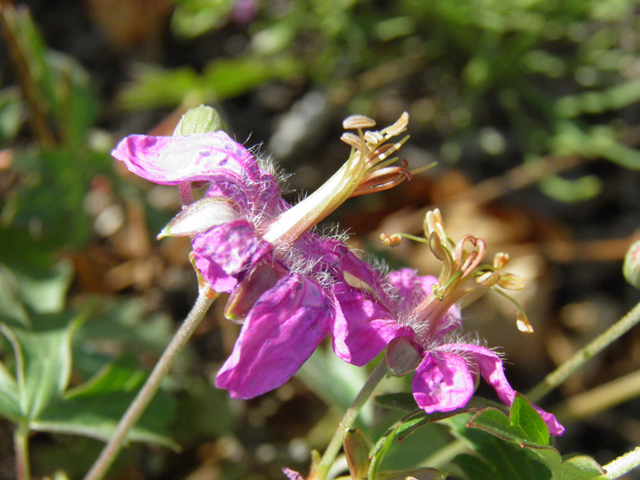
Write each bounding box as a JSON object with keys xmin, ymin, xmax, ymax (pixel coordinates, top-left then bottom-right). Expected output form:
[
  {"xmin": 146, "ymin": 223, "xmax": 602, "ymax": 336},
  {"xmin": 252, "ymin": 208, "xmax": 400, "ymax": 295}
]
[
  {"xmin": 343, "ymin": 428, "xmax": 373, "ymax": 480},
  {"xmin": 174, "ymin": 105, "xmax": 227, "ymax": 136},
  {"xmin": 624, "ymin": 240, "xmax": 640, "ymax": 289}
]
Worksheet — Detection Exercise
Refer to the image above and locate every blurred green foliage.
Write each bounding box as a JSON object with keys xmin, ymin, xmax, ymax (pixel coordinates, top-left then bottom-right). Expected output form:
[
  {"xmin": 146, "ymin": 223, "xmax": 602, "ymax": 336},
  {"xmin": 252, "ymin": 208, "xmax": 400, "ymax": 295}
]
[{"xmin": 119, "ymin": 0, "xmax": 640, "ymax": 202}]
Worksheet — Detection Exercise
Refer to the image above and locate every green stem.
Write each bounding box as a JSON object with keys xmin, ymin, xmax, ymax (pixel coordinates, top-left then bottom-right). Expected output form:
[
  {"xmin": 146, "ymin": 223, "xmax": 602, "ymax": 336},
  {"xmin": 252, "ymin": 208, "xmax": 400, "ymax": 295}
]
[
  {"xmin": 14, "ymin": 426, "xmax": 30, "ymax": 480},
  {"xmin": 313, "ymin": 360, "xmax": 388, "ymax": 480},
  {"xmin": 83, "ymin": 289, "xmax": 217, "ymax": 480},
  {"xmin": 527, "ymin": 300, "xmax": 640, "ymax": 403},
  {"xmin": 604, "ymin": 446, "xmax": 640, "ymax": 479}
]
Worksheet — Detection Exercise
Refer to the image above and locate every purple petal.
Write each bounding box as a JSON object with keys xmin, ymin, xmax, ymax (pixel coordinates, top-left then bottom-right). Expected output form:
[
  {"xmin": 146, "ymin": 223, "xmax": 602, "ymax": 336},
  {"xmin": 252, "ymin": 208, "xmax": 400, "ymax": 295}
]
[
  {"xmin": 445, "ymin": 344, "xmax": 565, "ymax": 436},
  {"xmin": 331, "ymin": 284, "xmax": 413, "ymax": 366},
  {"xmin": 112, "ymin": 132, "xmax": 262, "ymax": 185},
  {"xmin": 216, "ymin": 273, "xmax": 331, "ymax": 399},
  {"xmin": 387, "ymin": 269, "xmax": 461, "ymax": 335},
  {"xmin": 412, "ymin": 351, "xmax": 474, "ymax": 413},
  {"xmin": 192, "ymin": 219, "xmax": 272, "ymax": 284},
  {"xmin": 388, "ymin": 269, "xmax": 433, "ymax": 303}
]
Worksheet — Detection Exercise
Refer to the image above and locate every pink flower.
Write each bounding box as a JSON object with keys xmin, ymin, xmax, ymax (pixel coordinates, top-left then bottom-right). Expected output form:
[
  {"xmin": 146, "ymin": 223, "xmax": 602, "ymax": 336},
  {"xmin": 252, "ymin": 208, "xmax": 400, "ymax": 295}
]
[
  {"xmin": 345, "ymin": 210, "xmax": 565, "ymax": 435},
  {"xmin": 112, "ymin": 113, "xmax": 414, "ymax": 399}
]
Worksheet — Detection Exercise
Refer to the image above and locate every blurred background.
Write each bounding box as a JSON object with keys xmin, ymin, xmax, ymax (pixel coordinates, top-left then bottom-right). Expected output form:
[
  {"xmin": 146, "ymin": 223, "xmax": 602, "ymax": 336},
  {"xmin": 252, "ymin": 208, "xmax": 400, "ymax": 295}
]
[{"xmin": 2, "ymin": 0, "xmax": 640, "ymax": 478}]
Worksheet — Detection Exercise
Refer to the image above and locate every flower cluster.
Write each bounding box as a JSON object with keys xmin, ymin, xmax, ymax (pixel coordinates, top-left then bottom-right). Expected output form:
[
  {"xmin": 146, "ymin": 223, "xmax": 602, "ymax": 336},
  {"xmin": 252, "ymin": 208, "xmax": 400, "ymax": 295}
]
[
  {"xmin": 112, "ymin": 111, "xmax": 413, "ymax": 400},
  {"xmin": 113, "ymin": 108, "xmax": 563, "ymax": 436}
]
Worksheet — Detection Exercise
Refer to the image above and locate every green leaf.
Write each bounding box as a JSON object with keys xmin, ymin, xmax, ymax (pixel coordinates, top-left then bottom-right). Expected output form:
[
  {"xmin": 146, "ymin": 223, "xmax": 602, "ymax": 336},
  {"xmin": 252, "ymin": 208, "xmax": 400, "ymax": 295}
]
[
  {"xmin": 468, "ymin": 408, "xmax": 536, "ymax": 448},
  {"xmin": 0, "ymin": 360, "xmax": 20, "ymax": 422},
  {"xmin": 369, "ymin": 420, "xmax": 399, "ymax": 480},
  {"xmin": 445, "ymin": 413, "xmax": 552, "ymax": 480},
  {"xmin": 374, "ymin": 392, "xmax": 419, "ymax": 411},
  {"xmin": 0, "ymin": 229, "xmax": 74, "ymax": 315},
  {"xmin": 443, "ymin": 405, "xmax": 606, "ymax": 480},
  {"xmin": 10, "ymin": 148, "xmax": 111, "ymax": 249},
  {"xmin": 454, "ymin": 453, "xmax": 500, "ymax": 480},
  {"xmin": 344, "ymin": 428, "xmax": 373, "ymax": 480},
  {"xmin": 32, "ymin": 355, "xmax": 177, "ymax": 449},
  {"xmin": 510, "ymin": 394, "xmax": 550, "ymax": 445},
  {"xmin": 391, "ymin": 398, "xmax": 507, "ymax": 442},
  {"xmin": 1, "ymin": 311, "xmax": 82, "ymax": 423}
]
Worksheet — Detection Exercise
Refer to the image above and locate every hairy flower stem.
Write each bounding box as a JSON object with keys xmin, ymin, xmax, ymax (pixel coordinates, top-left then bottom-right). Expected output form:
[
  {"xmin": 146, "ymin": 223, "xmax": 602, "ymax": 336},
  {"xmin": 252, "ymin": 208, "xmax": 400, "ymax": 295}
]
[
  {"xmin": 83, "ymin": 289, "xmax": 218, "ymax": 480},
  {"xmin": 313, "ymin": 360, "xmax": 388, "ymax": 480},
  {"xmin": 15, "ymin": 426, "xmax": 30, "ymax": 480},
  {"xmin": 604, "ymin": 446, "xmax": 640, "ymax": 478},
  {"xmin": 527, "ymin": 300, "xmax": 640, "ymax": 403}
]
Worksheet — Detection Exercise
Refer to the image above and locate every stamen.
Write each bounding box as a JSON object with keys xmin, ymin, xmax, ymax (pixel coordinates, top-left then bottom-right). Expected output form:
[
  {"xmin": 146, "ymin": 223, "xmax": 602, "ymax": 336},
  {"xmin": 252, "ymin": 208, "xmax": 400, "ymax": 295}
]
[
  {"xmin": 516, "ymin": 311, "xmax": 534, "ymax": 334},
  {"xmin": 364, "ymin": 130, "xmax": 384, "ymax": 144},
  {"xmin": 381, "ymin": 232, "xmax": 430, "ymax": 247},
  {"xmin": 381, "ymin": 112, "xmax": 409, "ymax": 137},
  {"xmin": 476, "ymin": 271, "xmax": 501, "ymax": 287},
  {"xmin": 340, "ymin": 132, "xmax": 362, "ymax": 149},
  {"xmin": 350, "ymin": 166, "xmax": 412, "ymax": 197},
  {"xmin": 497, "ymin": 272, "xmax": 526, "ymax": 290},
  {"xmin": 424, "ymin": 209, "xmax": 446, "ymax": 242},
  {"xmin": 343, "ymin": 115, "xmax": 377, "ymax": 129},
  {"xmin": 380, "ymin": 233, "xmax": 403, "ymax": 247},
  {"xmin": 494, "ymin": 252, "xmax": 510, "ymax": 270}
]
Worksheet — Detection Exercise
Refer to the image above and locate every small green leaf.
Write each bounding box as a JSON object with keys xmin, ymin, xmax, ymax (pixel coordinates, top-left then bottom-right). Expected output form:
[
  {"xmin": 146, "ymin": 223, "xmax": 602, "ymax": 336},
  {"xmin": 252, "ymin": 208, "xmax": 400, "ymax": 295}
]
[
  {"xmin": 344, "ymin": 428, "xmax": 373, "ymax": 480},
  {"xmin": 468, "ymin": 408, "xmax": 534, "ymax": 447},
  {"xmin": 369, "ymin": 421, "xmax": 398, "ymax": 480},
  {"xmin": 510, "ymin": 394, "xmax": 550, "ymax": 446},
  {"xmin": 374, "ymin": 392, "xmax": 418, "ymax": 411}
]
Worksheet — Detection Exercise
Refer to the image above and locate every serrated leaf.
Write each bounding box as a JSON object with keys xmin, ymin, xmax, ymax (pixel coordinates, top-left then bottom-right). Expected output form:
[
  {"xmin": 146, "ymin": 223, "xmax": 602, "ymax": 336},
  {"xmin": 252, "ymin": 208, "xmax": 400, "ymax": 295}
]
[
  {"xmin": 1, "ymin": 311, "xmax": 81, "ymax": 423},
  {"xmin": 445, "ymin": 414, "xmax": 552, "ymax": 480},
  {"xmin": 468, "ymin": 408, "xmax": 534, "ymax": 447},
  {"xmin": 445, "ymin": 408, "xmax": 605, "ymax": 480},
  {"xmin": 394, "ymin": 398, "xmax": 507, "ymax": 442},
  {"xmin": 31, "ymin": 355, "xmax": 178, "ymax": 449},
  {"xmin": 510, "ymin": 394, "xmax": 550, "ymax": 445}
]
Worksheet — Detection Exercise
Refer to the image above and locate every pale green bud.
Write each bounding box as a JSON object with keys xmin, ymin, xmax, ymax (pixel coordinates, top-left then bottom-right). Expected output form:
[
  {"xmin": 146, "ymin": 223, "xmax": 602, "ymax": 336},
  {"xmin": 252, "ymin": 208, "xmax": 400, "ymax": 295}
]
[{"xmin": 174, "ymin": 105, "xmax": 227, "ymax": 136}]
